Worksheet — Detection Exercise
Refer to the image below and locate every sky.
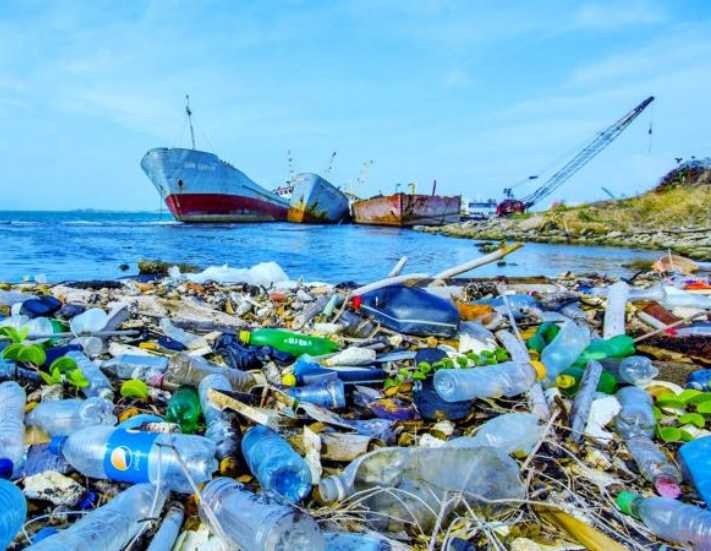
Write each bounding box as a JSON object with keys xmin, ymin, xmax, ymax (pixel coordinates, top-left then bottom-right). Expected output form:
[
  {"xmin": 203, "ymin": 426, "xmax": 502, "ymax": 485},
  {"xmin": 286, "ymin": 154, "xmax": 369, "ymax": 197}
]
[{"xmin": 1, "ymin": 0, "xmax": 710, "ymax": 211}]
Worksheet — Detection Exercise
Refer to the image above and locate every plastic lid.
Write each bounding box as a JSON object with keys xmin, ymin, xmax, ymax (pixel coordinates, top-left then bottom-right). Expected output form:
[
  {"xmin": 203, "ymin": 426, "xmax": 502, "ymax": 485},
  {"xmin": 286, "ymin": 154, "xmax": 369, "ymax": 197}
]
[
  {"xmin": 556, "ymin": 374, "xmax": 576, "ymax": 389},
  {"xmin": 529, "ymin": 360, "xmax": 546, "ymax": 380},
  {"xmin": 48, "ymin": 435, "xmax": 68, "ymax": 456},
  {"xmin": 615, "ymin": 491, "xmax": 639, "ymax": 516},
  {"xmin": 238, "ymin": 330, "xmax": 251, "ymax": 344},
  {"xmin": 0, "ymin": 458, "xmax": 13, "ymax": 479}
]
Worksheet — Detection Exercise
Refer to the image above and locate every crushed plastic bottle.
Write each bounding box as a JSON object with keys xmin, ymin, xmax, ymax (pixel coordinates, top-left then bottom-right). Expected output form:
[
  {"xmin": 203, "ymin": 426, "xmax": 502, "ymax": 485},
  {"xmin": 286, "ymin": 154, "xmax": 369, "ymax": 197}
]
[
  {"xmin": 603, "ymin": 281, "xmax": 628, "ymax": 339},
  {"xmin": 241, "ymin": 425, "xmax": 312, "ymax": 502},
  {"xmin": 146, "ymin": 502, "xmax": 184, "ymax": 551},
  {"xmin": 158, "ymin": 353, "xmax": 254, "ymax": 392},
  {"xmin": 0, "ymin": 479, "xmax": 26, "ymax": 549},
  {"xmin": 616, "ymin": 491, "xmax": 711, "ymax": 549},
  {"xmin": 286, "ymin": 378, "xmax": 346, "ymax": 409},
  {"xmin": 323, "ymin": 347, "xmax": 376, "ymax": 366},
  {"xmin": 66, "ymin": 351, "xmax": 114, "ymax": 399},
  {"xmin": 0, "ymin": 382, "xmax": 26, "ymax": 478},
  {"xmin": 447, "ymin": 412, "xmax": 544, "ymax": 456},
  {"xmin": 199, "ymin": 477, "xmax": 325, "ymax": 551},
  {"xmin": 602, "ymin": 356, "xmax": 658, "ymax": 386},
  {"xmin": 540, "ymin": 321, "xmax": 591, "ymax": 386},
  {"xmin": 434, "ymin": 360, "xmax": 538, "ymax": 402},
  {"xmin": 27, "ymin": 483, "xmax": 166, "ymax": 551},
  {"xmin": 198, "ymin": 374, "xmax": 241, "ymax": 462},
  {"xmin": 26, "ymin": 397, "xmax": 117, "ymax": 436},
  {"xmin": 49, "ymin": 425, "xmax": 217, "ymax": 493}
]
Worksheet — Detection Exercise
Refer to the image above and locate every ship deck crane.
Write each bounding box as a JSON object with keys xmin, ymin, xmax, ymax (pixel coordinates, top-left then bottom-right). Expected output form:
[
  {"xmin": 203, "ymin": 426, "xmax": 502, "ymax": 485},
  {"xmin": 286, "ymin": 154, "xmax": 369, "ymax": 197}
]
[{"xmin": 496, "ymin": 96, "xmax": 655, "ymax": 216}]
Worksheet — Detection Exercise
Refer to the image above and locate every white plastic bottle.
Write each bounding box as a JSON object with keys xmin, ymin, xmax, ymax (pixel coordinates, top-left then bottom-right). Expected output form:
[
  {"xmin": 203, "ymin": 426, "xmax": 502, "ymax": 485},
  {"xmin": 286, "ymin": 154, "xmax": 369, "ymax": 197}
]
[
  {"xmin": 199, "ymin": 477, "xmax": 325, "ymax": 551},
  {"xmin": 0, "ymin": 382, "xmax": 26, "ymax": 477},
  {"xmin": 434, "ymin": 361, "xmax": 536, "ymax": 402},
  {"xmin": 27, "ymin": 483, "xmax": 166, "ymax": 551},
  {"xmin": 26, "ymin": 397, "xmax": 117, "ymax": 437},
  {"xmin": 49, "ymin": 425, "xmax": 217, "ymax": 494},
  {"xmin": 603, "ymin": 281, "xmax": 628, "ymax": 339}
]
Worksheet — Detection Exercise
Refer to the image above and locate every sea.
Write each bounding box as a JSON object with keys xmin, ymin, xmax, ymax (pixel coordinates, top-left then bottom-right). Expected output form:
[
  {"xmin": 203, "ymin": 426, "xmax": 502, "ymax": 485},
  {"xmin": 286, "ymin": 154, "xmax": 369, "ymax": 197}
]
[{"xmin": 0, "ymin": 211, "xmax": 660, "ymax": 284}]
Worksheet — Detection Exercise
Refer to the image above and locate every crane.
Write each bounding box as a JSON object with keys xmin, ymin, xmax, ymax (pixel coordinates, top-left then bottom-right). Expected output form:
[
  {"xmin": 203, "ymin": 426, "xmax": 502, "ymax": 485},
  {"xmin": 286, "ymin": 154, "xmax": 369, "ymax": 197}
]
[{"xmin": 496, "ymin": 96, "xmax": 655, "ymax": 216}]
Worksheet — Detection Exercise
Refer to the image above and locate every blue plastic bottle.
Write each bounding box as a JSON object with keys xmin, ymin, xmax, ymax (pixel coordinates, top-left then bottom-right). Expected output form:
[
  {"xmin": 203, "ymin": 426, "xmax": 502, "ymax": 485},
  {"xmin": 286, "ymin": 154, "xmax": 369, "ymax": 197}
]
[
  {"xmin": 679, "ymin": 436, "xmax": 711, "ymax": 507},
  {"xmin": 0, "ymin": 479, "xmax": 26, "ymax": 549},
  {"xmin": 241, "ymin": 425, "xmax": 312, "ymax": 502}
]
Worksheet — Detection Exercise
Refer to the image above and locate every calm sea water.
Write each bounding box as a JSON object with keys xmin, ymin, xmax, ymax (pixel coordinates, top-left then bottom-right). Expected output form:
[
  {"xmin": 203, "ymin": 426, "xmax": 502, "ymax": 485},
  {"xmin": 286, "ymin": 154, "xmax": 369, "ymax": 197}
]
[{"xmin": 0, "ymin": 211, "xmax": 660, "ymax": 284}]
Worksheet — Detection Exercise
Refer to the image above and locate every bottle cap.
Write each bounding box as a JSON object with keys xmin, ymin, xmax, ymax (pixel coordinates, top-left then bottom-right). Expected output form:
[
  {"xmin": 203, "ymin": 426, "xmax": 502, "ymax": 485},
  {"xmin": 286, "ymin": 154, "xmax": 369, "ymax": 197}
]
[
  {"xmin": 238, "ymin": 330, "xmax": 251, "ymax": 345},
  {"xmin": 48, "ymin": 436, "xmax": 68, "ymax": 456},
  {"xmin": 281, "ymin": 373, "xmax": 297, "ymax": 387},
  {"xmin": 0, "ymin": 458, "xmax": 13, "ymax": 479},
  {"xmin": 615, "ymin": 491, "xmax": 639, "ymax": 517},
  {"xmin": 529, "ymin": 360, "xmax": 546, "ymax": 380},
  {"xmin": 556, "ymin": 374, "xmax": 576, "ymax": 389}
]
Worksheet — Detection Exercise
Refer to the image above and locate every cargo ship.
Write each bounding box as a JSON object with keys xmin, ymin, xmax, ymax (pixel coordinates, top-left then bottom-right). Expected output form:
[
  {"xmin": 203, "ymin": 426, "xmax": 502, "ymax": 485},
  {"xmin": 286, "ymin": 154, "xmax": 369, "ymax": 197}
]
[
  {"xmin": 140, "ymin": 97, "xmax": 288, "ymax": 223},
  {"xmin": 352, "ymin": 192, "xmax": 461, "ymax": 227},
  {"xmin": 287, "ymin": 173, "xmax": 350, "ymax": 224}
]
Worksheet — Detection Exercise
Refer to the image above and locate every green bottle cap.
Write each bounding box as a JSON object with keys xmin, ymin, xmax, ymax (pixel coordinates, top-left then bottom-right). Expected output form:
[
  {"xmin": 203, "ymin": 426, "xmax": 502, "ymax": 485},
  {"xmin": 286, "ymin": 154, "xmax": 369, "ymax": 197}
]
[{"xmin": 615, "ymin": 491, "xmax": 639, "ymax": 517}]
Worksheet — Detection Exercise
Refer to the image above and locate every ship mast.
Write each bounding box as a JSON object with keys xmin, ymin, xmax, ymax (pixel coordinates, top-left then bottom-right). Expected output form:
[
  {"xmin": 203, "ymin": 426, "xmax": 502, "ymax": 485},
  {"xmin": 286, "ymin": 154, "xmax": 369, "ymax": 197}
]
[{"xmin": 185, "ymin": 94, "xmax": 196, "ymax": 150}]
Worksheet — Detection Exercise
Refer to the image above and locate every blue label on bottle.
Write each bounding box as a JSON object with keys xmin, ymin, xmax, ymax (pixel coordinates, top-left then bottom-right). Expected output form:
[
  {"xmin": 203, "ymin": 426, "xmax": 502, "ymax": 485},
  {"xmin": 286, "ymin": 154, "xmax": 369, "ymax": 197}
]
[{"xmin": 103, "ymin": 429, "xmax": 159, "ymax": 484}]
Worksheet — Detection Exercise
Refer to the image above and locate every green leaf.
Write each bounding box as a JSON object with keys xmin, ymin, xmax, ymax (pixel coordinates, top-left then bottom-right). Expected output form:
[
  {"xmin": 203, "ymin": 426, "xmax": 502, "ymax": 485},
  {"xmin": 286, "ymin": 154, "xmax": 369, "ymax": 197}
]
[
  {"xmin": 680, "ymin": 429, "xmax": 696, "ymax": 443},
  {"xmin": 678, "ymin": 413, "xmax": 706, "ymax": 428},
  {"xmin": 688, "ymin": 392, "xmax": 711, "ymax": 406},
  {"xmin": 696, "ymin": 401, "xmax": 711, "ymax": 415},
  {"xmin": 1, "ymin": 343, "xmax": 24, "ymax": 360},
  {"xmin": 456, "ymin": 356, "xmax": 468, "ymax": 368},
  {"xmin": 677, "ymin": 389, "xmax": 703, "ymax": 405},
  {"xmin": 656, "ymin": 392, "xmax": 686, "ymax": 409},
  {"xmin": 0, "ymin": 326, "xmax": 21, "ymax": 343},
  {"xmin": 383, "ymin": 378, "xmax": 398, "ymax": 389},
  {"xmin": 417, "ymin": 362, "xmax": 432, "ymax": 374},
  {"xmin": 653, "ymin": 406, "xmax": 663, "ymax": 421},
  {"xmin": 17, "ymin": 345, "xmax": 46, "ymax": 366},
  {"xmin": 18, "ymin": 326, "xmax": 29, "ymax": 343},
  {"xmin": 39, "ymin": 367, "xmax": 62, "ymax": 385},
  {"xmin": 412, "ymin": 371, "xmax": 427, "ymax": 381},
  {"xmin": 49, "ymin": 356, "xmax": 77, "ymax": 374},
  {"xmin": 120, "ymin": 379, "xmax": 149, "ymax": 400},
  {"xmin": 657, "ymin": 425, "xmax": 683, "ymax": 443},
  {"xmin": 66, "ymin": 368, "xmax": 89, "ymax": 389}
]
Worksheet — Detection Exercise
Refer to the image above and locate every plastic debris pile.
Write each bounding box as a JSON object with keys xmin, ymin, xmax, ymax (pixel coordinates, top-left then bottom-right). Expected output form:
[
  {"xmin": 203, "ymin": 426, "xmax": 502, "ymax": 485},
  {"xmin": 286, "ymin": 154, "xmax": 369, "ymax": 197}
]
[{"xmin": 0, "ymin": 250, "xmax": 711, "ymax": 550}]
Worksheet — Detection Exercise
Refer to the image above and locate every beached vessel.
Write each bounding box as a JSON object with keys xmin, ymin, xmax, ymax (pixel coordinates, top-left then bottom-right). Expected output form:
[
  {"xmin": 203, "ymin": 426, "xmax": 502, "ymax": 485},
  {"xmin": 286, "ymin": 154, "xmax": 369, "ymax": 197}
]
[
  {"xmin": 287, "ymin": 173, "xmax": 350, "ymax": 224},
  {"xmin": 352, "ymin": 193, "xmax": 461, "ymax": 227},
  {"xmin": 140, "ymin": 97, "xmax": 288, "ymax": 223}
]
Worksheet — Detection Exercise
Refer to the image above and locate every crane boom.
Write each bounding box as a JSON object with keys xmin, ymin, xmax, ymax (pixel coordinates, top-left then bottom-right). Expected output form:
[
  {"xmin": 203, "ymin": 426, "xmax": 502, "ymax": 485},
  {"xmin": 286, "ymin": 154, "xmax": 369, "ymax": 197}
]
[{"xmin": 497, "ymin": 96, "xmax": 654, "ymax": 216}]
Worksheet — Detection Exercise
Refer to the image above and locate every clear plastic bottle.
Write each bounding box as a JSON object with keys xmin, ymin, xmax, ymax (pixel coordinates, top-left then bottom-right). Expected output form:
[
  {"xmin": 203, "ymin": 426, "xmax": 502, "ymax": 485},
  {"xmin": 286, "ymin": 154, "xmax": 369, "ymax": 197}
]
[
  {"xmin": 27, "ymin": 483, "xmax": 166, "ymax": 551},
  {"xmin": 286, "ymin": 379, "xmax": 346, "ymax": 409},
  {"xmin": 603, "ymin": 281, "xmax": 628, "ymax": 339},
  {"xmin": 199, "ymin": 374, "xmax": 241, "ymax": 461},
  {"xmin": 159, "ymin": 353, "xmax": 254, "ymax": 392},
  {"xmin": 614, "ymin": 386, "xmax": 656, "ymax": 439},
  {"xmin": 50, "ymin": 425, "xmax": 217, "ymax": 494},
  {"xmin": 602, "ymin": 356, "xmax": 658, "ymax": 386},
  {"xmin": 0, "ymin": 356, "xmax": 41, "ymax": 383},
  {"xmin": 66, "ymin": 351, "xmax": 113, "ymax": 399},
  {"xmin": 540, "ymin": 321, "xmax": 591, "ymax": 386},
  {"xmin": 69, "ymin": 307, "xmax": 108, "ymax": 336},
  {"xmin": 433, "ymin": 361, "xmax": 536, "ymax": 402},
  {"xmin": 616, "ymin": 492, "xmax": 711, "ymax": 549},
  {"xmin": 569, "ymin": 361, "xmax": 602, "ymax": 443},
  {"xmin": 0, "ymin": 382, "xmax": 26, "ymax": 477},
  {"xmin": 447, "ymin": 412, "xmax": 543, "ymax": 455},
  {"xmin": 625, "ymin": 436, "xmax": 681, "ymax": 497},
  {"xmin": 199, "ymin": 477, "xmax": 325, "ymax": 551},
  {"xmin": 146, "ymin": 502, "xmax": 184, "ymax": 551},
  {"xmin": 0, "ymin": 479, "xmax": 26, "ymax": 549},
  {"xmin": 323, "ymin": 347, "xmax": 375, "ymax": 366},
  {"xmin": 159, "ymin": 318, "xmax": 208, "ymax": 350},
  {"xmin": 26, "ymin": 397, "xmax": 117, "ymax": 436},
  {"xmin": 241, "ymin": 425, "xmax": 312, "ymax": 503},
  {"xmin": 102, "ymin": 354, "xmax": 169, "ymax": 380}
]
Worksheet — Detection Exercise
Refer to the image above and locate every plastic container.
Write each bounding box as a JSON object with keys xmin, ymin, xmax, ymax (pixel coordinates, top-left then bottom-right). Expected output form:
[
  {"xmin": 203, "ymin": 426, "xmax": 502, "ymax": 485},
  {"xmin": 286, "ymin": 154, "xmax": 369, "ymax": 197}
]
[
  {"xmin": 146, "ymin": 503, "xmax": 184, "ymax": 551},
  {"xmin": 26, "ymin": 397, "xmax": 117, "ymax": 436},
  {"xmin": 614, "ymin": 386, "xmax": 656, "ymax": 439},
  {"xmin": 357, "ymin": 284, "xmax": 459, "ymax": 337},
  {"xmin": 679, "ymin": 436, "xmax": 711, "ymax": 507},
  {"xmin": 21, "ymin": 444, "xmax": 71, "ymax": 477},
  {"xmin": 240, "ymin": 328, "xmax": 340, "ymax": 357},
  {"xmin": 66, "ymin": 351, "xmax": 114, "ymax": 399},
  {"xmin": 199, "ymin": 477, "xmax": 325, "ymax": 551},
  {"xmin": 69, "ymin": 307, "xmax": 108, "ymax": 336},
  {"xmin": 0, "ymin": 479, "xmax": 26, "ymax": 549},
  {"xmin": 602, "ymin": 356, "xmax": 658, "ymax": 387},
  {"xmin": 102, "ymin": 354, "xmax": 169, "ymax": 380},
  {"xmin": 602, "ymin": 281, "xmax": 628, "ymax": 339},
  {"xmin": 433, "ymin": 361, "xmax": 537, "ymax": 402},
  {"xmin": 616, "ymin": 492, "xmax": 711, "ymax": 548},
  {"xmin": 241, "ymin": 425, "xmax": 312, "ymax": 502},
  {"xmin": 165, "ymin": 387, "xmax": 202, "ymax": 434},
  {"xmin": 159, "ymin": 353, "xmax": 253, "ymax": 392},
  {"xmin": 324, "ymin": 347, "xmax": 375, "ymax": 366},
  {"xmin": 286, "ymin": 379, "xmax": 346, "ymax": 409},
  {"xmin": 447, "ymin": 412, "xmax": 543, "ymax": 455},
  {"xmin": 20, "ymin": 296, "xmax": 62, "ymax": 319},
  {"xmin": 199, "ymin": 374, "xmax": 241, "ymax": 461},
  {"xmin": 28, "ymin": 483, "xmax": 166, "ymax": 551},
  {"xmin": 50, "ymin": 425, "xmax": 217, "ymax": 494},
  {"xmin": 626, "ymin": 435, "xmax": 681, "ymax": 497},
  {"xmin": 0, "ymin": 382, "xmax": 26, "ymax": 478},
  {"xmin": 540, "ymin": 321, "xmax": 591, "ymax": 386}
]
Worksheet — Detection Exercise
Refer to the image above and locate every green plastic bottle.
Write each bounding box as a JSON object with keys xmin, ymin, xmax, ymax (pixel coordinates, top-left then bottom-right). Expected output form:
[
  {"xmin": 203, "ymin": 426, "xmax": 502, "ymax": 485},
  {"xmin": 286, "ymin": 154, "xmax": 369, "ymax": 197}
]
[
  {"xmin": 555, "ymin": 366, "xmax": 618, "ymax": 397},
  {"xmin": 166, "ymin": 386, "xmax": 202, "ymax": 433},
  {"xmin": 527, "ymin": 322, "xmax": 561, "ymax": 354},
  {"xmin": 239, "ymin": 328, "xmax": 340, "ymax": 357},
  {"xmin": 573, "ymin": 335, "xmax": 635, "ymax": 367}
]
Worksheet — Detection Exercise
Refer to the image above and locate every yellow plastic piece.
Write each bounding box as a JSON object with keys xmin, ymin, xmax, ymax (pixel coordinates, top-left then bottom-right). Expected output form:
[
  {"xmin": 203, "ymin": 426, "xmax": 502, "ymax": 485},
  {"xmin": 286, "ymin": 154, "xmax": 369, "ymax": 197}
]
[
  {"xmin": 281, "ymin": 373, "xmax": 297, "ymax": 387},
  {"xmin": 139, "ymin": 341, "xmax": 159, "ymax": 351},
  {"xmin": 556, "ymin": 374, "xmax": 576, "ymax": 389},
  {"xmin": 529, "ymin": 360, "xmax": 546, "ymax": 380}
]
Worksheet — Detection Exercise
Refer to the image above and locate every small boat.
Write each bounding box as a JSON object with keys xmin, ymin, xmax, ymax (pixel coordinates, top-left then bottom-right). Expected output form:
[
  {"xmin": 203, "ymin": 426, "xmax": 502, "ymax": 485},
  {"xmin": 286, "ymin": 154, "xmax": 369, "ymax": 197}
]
[
  {"xmin": 287, "ymin": 173, "xmax": 350, "ymax": 224},
  {"xmin": 352, "ymin": 192, "xmax": 461, "ymax": 227}
]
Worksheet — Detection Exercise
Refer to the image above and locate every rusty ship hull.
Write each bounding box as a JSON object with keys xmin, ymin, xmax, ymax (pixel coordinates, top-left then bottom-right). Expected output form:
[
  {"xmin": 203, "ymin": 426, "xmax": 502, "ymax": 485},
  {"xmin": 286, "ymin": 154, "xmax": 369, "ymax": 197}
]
[
  {"xmin": 287, "ymin": 173, "xmax": 350, "ymax": 224},
  {"xmin": 352, "ymin": 193, "xmax": 461, "ymax": 227}
]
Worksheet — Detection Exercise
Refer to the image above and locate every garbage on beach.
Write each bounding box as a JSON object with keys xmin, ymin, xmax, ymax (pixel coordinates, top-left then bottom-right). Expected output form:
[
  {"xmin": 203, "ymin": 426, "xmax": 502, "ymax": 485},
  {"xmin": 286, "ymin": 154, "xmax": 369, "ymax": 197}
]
[{"xmin": 0, "ymin": 249, "xmax": 711, "ymax": 550}]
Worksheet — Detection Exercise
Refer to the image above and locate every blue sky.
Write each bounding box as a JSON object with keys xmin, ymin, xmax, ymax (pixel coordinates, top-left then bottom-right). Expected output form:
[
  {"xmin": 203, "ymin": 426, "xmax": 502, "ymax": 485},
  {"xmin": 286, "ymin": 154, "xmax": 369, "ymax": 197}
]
[{"xmin": 1, "ymin": 0, "xmax": 710, "ymax": 210}]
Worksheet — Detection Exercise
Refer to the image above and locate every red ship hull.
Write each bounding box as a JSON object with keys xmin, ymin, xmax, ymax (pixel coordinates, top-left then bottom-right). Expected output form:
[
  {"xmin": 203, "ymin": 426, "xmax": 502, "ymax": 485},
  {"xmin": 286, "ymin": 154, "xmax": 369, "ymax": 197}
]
[{"xmin": 165, "ymin": 193, "xmax": 288, "ymax": 223}]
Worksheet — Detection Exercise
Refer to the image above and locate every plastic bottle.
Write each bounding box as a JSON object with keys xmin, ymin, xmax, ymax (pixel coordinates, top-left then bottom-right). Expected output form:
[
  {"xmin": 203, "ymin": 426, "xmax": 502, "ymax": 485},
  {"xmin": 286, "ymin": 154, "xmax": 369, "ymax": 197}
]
[
  {"xmin": 603, "ymin": 281, "xmax": 628, "ymax": 339},
  {"xmin": 323, "ymin": 347, "xmax": 375, "ymax": 366},
  {"xmin": 687, "ymin": 369, "xmax": 711, "ymax": 391},
  {"xmin": 240, "ymin": 328, "xmax": 340, "ymax": 357},
  {"xmin": 625, "ymin": 435, "xmax": 681, "ymax": 497},
  {"xmin": 199, "ymin": 477, "xmax": 325, "ymax": 551},
  {"xmin": 146, "ymin": 502, "xmax": 184, "ymax": 551},
  {"xmin": 159, "ymin": 318, "xmax": 208, "ymax": 350},
  {"xmin": 540, "ymin": 321, "xmax": 591, "ymax": 386},
  {"xmin": 526, "ymin": 322, "xmax": 560, "ymax": 354},
  {"xmin": 102, "ymin": 354, "xmax": 170, "ymax": 380},
  {"xmin": 286, "ymin": 379, "xmax": 346, "ymax": 409},
  {"xmin": 69, "ymin": 307, "xmax": 108, "ymax": 336},
  {"xmin": 66, "ymin": 351, "xmax": 113, "ymax": 399},
  {"xmin": 49, "ymin": 425, "xmax": 217, "ymax": 494},
  {"xmin": 324, "ymin": 531, "xmax": 391, "ymax": 551},
  {"xmin": 198, "ymin": 374, "xmax": 241, "ymax": 462},
  {"xmin": 0, "ymin": 382, "xmax": 26, "ymax": 478},
  {"xmin": 569, "ymin": 361, "xmax": 603, "ymax": 443},
  {"xmin": 614, "ymin": 386, "xmax": 656, "ymax": 439},
  {"xmin": 601, "ymin": 356, "xmax": 658, "ymax": 386},
  {"xmin": 0, "ymin": 357, "xmax": 41, "ymax": 383},
  {"xmin": 447, "ymin": 412, "xmax": 544, "ymax": 456},
  {"xmin": 433, "ymin": 360, "xmax": 538, "ymax": 402},
  {"xmin": 241, "ymin": 425, "xmax": 312, "ymax": 502},
  {"xmin": 661, "ymin": 286, "xmax": 711, "ymax": 309},
  {"xmin": 27, "ymin": 483, "xmax": 166, "ymax": 551},
  {"xmin": 158, "ymin": 353, "xmax": 254, "ymax": 392},
  {"xmin": 556, "ymin": 366, "xmax": 618, "ymax": 397},
  {"xmin": 616, "ymin": 492, "xmax": 711, "ymax": 549},
  {"xmin": 165, "ymin": 387, "xmax": 202, "ymax": 434},
  {"xmin": 26, "ymin": 397, "xmax": 117, "ymax": 436},
  {"xmin": 573, "ymin": 335, "xmax": 636, "ymax": 368},
  {"xmin": 0, "ymin": 479, "xmax": 26, "ymax": 549},
  {"xmin": 674, "ymin": 323, "xmax": 711, "ymax": 338},
  {"xmin": 679, "ymin": 436, "xmax": 711, "ymax": 507},
  {"xmin": 21, "ymin": 444, "xmax": 71, "ymax": 477}
]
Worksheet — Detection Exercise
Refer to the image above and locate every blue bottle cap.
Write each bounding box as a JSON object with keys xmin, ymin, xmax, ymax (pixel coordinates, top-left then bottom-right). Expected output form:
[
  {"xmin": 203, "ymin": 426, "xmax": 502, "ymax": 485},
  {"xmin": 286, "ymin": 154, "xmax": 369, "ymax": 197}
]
[
  {"xmin": 0, "ymin": 458, "xmax": 13, "ymax": 479},
  {"xmin": 48, "ymin": 436, "xmax": 68, "ymax": 456}
]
